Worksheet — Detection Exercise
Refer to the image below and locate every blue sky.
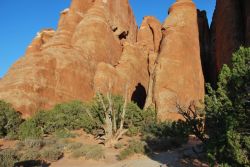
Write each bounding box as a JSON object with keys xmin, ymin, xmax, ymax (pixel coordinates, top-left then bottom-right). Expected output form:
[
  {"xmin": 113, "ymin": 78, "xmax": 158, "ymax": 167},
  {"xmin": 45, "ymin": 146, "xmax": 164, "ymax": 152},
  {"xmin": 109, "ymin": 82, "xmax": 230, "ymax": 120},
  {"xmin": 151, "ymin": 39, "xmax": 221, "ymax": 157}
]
[{"xmin": 0, "ymin": 0, "xmax": 216, "ymax": 78}]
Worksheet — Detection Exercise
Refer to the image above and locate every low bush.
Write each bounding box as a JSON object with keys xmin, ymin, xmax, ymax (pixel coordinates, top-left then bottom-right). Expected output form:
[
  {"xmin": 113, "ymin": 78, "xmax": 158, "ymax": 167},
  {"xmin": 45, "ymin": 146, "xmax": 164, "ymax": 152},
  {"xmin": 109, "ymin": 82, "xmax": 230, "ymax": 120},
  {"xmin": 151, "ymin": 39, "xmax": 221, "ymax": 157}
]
[
  {"xmin": 66, "ymin": 142, "xmax": 83, "ymax": 151},
  {"xmin": 20, "ymin": 149, "xmax": 41, "ymax": 161},
  {"xmin": 52, "ymin": 139, "xmax": 69, "ymax": 151},
  {"xmin": 71, "ymin": 145, "xmax": 105, "ymax": 160},
  {"xmin": 53, "ymin": 129, "xmax": 76, "ymax": 139},
  {"xmin": 43, "ymin": 138, "xmax": 57, "ymax": 146},
  {"xmin": 127, "ymin": 126, "xmax": 140, "ymax": 137},
  {"xmin": 41, "ymin": 147, "xmax": 63, "ymax": 162},
  {"xmin": 15, "ymin": 141, "xmax": 25, "ymax": 150},
  {"xmin": 23, "ymin": 139, "xmax": 44, "ymax": 150},
  {"xmin": 125, "ymin": 103, "xmax": 156, "ymax": 134},
  {"xmin": 118, "ymin": 140, "xmax": 148, "ymax": 160},
  {"xmin": 142, "ymin": 121, "xmax": 190, "ymax": 151},
  {"xmin": 0, "ymin": 100, "xmax": 23, "ymax": 139},
  {"xmin": 114, "ymin": 143, "xmax": 124, "ymax": 149},
  {"xmin": 143, "ymin": 121, "xmax": 190, "ymax": 139},
  {"xmin": 0, "ymin": 149, "xmax": 20, "ymax": 167},
  {"xmin": 25, "ymin": 101, "xmax": 99, "ymax": 137},
  {"xmin": 18, "ymin": 119, "xmax": 43, "ymax": 140}
]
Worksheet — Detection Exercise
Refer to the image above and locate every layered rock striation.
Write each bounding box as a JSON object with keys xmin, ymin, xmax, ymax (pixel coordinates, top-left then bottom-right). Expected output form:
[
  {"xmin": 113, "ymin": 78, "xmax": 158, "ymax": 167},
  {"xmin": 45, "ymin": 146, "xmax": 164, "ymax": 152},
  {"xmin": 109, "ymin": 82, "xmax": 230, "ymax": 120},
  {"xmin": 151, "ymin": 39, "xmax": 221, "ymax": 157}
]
[{"xmin": 0, "ymin": 0, "xmax": 206, "ymax": 119}]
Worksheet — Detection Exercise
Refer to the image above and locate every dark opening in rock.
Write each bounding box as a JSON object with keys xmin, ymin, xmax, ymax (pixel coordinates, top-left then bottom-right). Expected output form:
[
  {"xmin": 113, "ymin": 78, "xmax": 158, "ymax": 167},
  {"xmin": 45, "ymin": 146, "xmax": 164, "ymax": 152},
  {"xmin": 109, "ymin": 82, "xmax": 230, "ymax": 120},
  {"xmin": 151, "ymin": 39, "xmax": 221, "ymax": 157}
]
[
  {"xmin": 118, "ymin": 31, "xmax": 129, "ymax": 40},
  {"xmin": 112, "ymin": 27, "xmax": 118, "ymax": 32},
  {"xmin": 131, "ymin": 83, "xmax": 146, "ymax": 109}
]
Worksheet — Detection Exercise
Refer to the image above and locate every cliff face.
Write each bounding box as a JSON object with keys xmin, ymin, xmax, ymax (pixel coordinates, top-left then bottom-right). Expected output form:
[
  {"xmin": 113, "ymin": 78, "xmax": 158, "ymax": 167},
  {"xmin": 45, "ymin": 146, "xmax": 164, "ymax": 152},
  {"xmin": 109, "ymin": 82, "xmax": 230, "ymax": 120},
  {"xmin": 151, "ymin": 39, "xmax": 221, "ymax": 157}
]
[
  {"xmin": 197, "ymin": 10, "xmax": 216, "ymax": 85},
  {"xmin": 0, "ymin": 0, "xmax": 205, "ymax": 119},
  {"xmin": 153, "ymin": 0, "xmax": 204, "ymax": 120},
  {"xmin": 0, "ymin": 0, "xmax": 137, "ymax": 117},
  {"xmin": 210, "ymin": 0, "xmax": 250, "ymax": 80}
]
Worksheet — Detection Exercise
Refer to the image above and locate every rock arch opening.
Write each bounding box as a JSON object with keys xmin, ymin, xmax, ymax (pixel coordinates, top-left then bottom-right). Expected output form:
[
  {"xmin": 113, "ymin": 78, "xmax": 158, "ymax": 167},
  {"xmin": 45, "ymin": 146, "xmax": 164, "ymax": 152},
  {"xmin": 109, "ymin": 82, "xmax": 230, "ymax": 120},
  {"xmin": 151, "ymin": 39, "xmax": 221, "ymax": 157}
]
[{"xmin": 131, "ymin": 83, "xmax": 146, "ymax": 109}]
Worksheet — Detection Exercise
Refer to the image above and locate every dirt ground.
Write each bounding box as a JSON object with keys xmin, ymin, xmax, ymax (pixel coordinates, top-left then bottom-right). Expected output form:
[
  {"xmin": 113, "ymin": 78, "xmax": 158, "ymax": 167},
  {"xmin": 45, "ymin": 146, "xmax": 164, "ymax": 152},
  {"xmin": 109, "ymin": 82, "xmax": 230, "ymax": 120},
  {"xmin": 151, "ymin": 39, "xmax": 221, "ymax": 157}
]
[
  {"xmin": 0, "ymin": 131, "xmax": 209, "ymax": 167},
  {"xmin": 51, "ymin": 132, "xmax": 208, "ymax": 167}
]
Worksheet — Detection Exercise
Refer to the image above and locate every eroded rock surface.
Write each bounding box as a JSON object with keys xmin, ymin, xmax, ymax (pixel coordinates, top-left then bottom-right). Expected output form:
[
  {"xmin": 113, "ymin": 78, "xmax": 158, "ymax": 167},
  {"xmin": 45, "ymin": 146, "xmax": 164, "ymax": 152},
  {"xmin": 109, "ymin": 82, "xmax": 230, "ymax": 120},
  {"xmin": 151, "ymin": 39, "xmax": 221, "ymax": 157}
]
[
  {"xmin": 0, "ymin": 0, "xmax": 137, "ymax": 117},
  {"xmin": 0, "ymin": 0, "xmax": 207, "ymax": 120},
  {"xmin": 153, "ymin": 0, "xmax": 204, "ymax": 120}
]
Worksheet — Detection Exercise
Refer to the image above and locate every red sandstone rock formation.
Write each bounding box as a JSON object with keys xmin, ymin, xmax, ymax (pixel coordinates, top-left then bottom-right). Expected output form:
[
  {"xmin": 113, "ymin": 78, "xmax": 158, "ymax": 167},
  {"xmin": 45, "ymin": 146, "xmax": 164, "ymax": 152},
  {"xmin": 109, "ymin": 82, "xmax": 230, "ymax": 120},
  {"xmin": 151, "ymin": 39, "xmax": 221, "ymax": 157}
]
[
  {"xmin": 153, "ymin": 0, "xmax": 204, "ymax": 120},
  {"xmin": 210, "ymin": 0, "xmax": 250, "ymax": 79},
  {"xmin": 137, "ymin": 16, "xmax": 162, "ymax": 109},
  {"xmin": 197, "ymin": 10, "xmax": 217, "ymax": 86},
  {"xmin": 93, "ymin": 42, "xmax": 149, "ymax": 109},
  {"xmin": 0, "ymin": 0, "xmax": 206, "ymax": 120},
  {"xmin": 0, "ymin": 0, "xmax": 137, "ymax": 117}
]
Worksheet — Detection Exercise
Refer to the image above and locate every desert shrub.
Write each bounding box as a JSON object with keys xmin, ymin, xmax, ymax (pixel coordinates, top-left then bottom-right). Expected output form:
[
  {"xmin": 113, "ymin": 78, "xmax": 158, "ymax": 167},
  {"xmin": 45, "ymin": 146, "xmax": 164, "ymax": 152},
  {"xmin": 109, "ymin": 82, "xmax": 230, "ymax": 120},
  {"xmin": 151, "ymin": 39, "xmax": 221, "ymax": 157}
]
[
  {"xmin": 0, "ymin": 149, "xmax": 20, "ymax": 167},
  {"xmin": 218, "ymin": 164, "xmax": 231, "ymax": 167},
  {"xmin": 125, "ymin": 103, "xmax": 156, "ymax": 131},
  {"xmin": 71, "ymin": 145, "xmax": 105, "ymax": 160},
  {"xmin": 0, "ymin": 100, "xmax": 23, "ymax": 139},
  {"xmin": 51, "ymin": 139, "xmax": 69, "ymax": 151},
  {"xmin": 53, "ymin": 129, "xmax": 76, "ymax": 139},
  {"xmin": 205, "ymin": 47, "xmax": 250, "ymax": 166},
  {"xmin": 23, "ymin": 139, "xmax": 44, "ymax": 150},
  {"xmin": 127, "ymin": 126, "xmax": 140, "ymax": 137},
  {"xmin": 15, "ymin": 141, "xmax": 25, "ymax": 150},
  {"xmin": 66, "ymin": 142, "xmax": 83, "ymax": 151},
  {"xmin": 143, "ymin": 121, "xmax": 190, "ymax": 140},
  {"xmin": 142, "ymin": 121, "xmax": 190, "ymax": 151},
  {"xmin": 20, "ymin": 149, "xmax": 41, "ymax": 161},
  {"xmin": 90, "ymin": 95, "xmax": 156, "ymax": 136},
  {"xmin": 114, "ymin": 142, "xmax": 124, "ymax": 149},
  {"xmin": 43, "ymin": 138, "xmax": 57, "ymax": 146},
  {"xmin": 18, "ymin": 119, "xmax": 43, "ymax": 140},
  {"xmin": 41, "ymin": 147, "xmax": 63, "ymax": 162},
  {"xmin": 30, "ymin": 101, "xmax": 99, "ymax": 135},
  {"xmin": 118, "ymin": 140, "xmax": 148, "ymax": 160}
]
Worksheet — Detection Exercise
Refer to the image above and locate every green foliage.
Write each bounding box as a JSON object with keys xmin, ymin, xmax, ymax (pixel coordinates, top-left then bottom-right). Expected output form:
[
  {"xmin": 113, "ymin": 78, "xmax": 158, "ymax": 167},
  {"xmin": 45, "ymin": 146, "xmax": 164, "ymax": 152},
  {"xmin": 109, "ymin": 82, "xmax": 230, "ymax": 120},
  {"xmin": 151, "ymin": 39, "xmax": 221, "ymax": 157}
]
[
  {"xmin": 205, "ymin": 47, "xmax": 250, "ymax": 166},
  {"xmin": 91, "ymin": 94, "xmax": 156, "ymax": 137},
  {"xmin": 15, "ymin": 141, "xmax": 25, "ymax": 150},
  {"xmin": 127, "ymin": 126, "xmax": 140, "ymax": 136},
  {"xmin": 118, "ymin": 140, "xmax": 148, "ymax": 160},
  {"xmin": 18, "ymin": 119, "xmax": 43, "ymax": 140},
  {"xmin": 20, "ymin": 149, "xmax": 41, "ymax": 161},
  {"xmin": 41, "ymin": 147, "xmax": 63, "ymax": 162},
  {"xmin": 125, "ymin": 103, "xmax": 156, "ymax": 133},
  {"xmin": 53, "ymin": 129, "xmax": 76, "ymax": 139},
  {"xmin": 0, "ymin": 100, "xmax": 23, "ymax": 139},
  {"xmin": 32, "ymin": 101, "xmax": 98, "ymax": 134},
  {"xmin": 142, "ymin": 121, "xmax": 190, "ymax": 151},
  {"xmin": 0, "ymin": 149, "xmax": 20, "ymax": 167},
  {"xmin": 71, "ymin": 145, "xmax": 105, "ymax": 160},
  {"xmin": 143, "ymin": 121, "xmax": 190, "ymax": 139},
  {"xmin": 23, "ymin": 139, "xmax": 44, "ymax": 149},
  {"xmin": 2, "ymin": 94, "xmax": 155, "ymax": 141},
  {"xmin": 114, "ymin": 142, "xmax": 124, "ymax": 149},
  {"xmin": 66, "ymin": 142, "xmax": 83, "ymax": 151}
]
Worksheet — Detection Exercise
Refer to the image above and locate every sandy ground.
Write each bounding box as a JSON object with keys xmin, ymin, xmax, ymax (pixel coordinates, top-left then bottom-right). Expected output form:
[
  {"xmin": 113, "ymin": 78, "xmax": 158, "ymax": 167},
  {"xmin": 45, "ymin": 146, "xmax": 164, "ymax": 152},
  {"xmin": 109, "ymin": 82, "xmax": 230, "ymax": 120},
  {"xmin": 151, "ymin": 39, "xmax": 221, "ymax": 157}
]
[
  {"xmin": 51, "ymin": 135, "xmax": 207, "ymax": 167},
  {"xmin": 0, "ymin": 131, "xmax": 208, "ymax": 167}
]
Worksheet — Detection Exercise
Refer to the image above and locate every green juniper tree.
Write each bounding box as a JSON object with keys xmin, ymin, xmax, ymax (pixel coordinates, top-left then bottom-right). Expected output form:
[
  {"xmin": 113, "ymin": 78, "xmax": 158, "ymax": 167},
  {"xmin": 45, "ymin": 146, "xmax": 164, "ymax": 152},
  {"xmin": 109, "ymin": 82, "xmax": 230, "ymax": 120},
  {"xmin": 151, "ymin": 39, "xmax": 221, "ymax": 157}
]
[{"xmin": 205, "ymin": 47, "xmax": 250, "ymax": 166}]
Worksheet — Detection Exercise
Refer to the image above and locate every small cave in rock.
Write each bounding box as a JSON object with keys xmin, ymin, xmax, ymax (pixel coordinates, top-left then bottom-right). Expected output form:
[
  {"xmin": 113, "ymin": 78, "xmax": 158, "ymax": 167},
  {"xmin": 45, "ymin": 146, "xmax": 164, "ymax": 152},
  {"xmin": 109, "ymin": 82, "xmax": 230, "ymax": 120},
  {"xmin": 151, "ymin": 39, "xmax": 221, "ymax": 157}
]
[
  {"xmin": 118, "ymin": 31, "xmax": 129, "ymax": 40},
  {"xmin": 131, "ymin": 83, "xmax": 146, "ymax": 109}
]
